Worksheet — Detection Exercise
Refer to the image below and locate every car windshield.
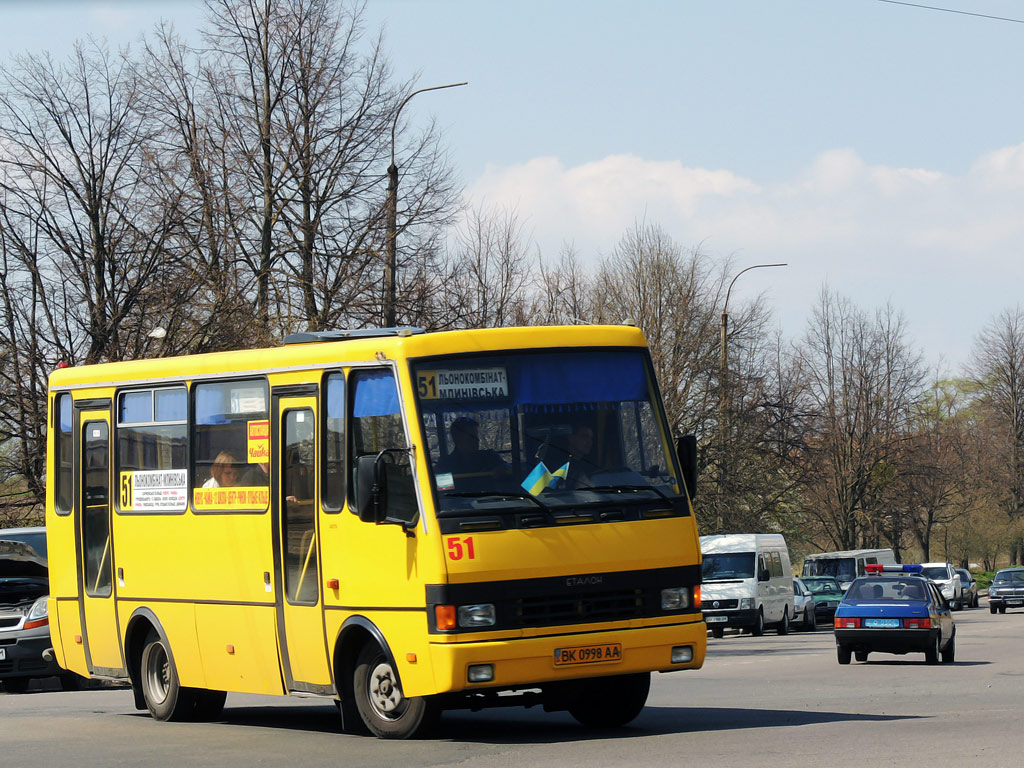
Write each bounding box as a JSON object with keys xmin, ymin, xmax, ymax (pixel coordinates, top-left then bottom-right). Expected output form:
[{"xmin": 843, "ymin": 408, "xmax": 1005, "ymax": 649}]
[
  {"xmin": 702, "ymin": 553, "xmax": 755, "ymax": 581},
  {"xmin": 846, "ymin": 578, "xmax": 927, "ymax": 602},
  {"xmin": 803, "ymin": 577, "xmax": 843, "ymax": 595},
  {"xmin": 413, "ymin": 349, "xmax": 683, "ymax": 517},
  {"xmin": 920, "ymin": 566, "xmax": 950, "ymax": 580},
  {"xmin": 803, "ymin": 557, "xmax": 856, "ymax": 583},
  {"xmin": 994, "ymin": 570, "xmax": 1024, "ymax": 584}
]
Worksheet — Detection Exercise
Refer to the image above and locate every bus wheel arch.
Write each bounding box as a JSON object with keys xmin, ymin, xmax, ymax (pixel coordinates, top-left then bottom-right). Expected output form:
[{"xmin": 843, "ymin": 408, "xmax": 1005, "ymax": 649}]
[
  {"xmin": 124, "ymin": 608, "xmax": 167, "ymax": 712},
  {"xmin": 334, "ymin": 617, "xmax": 436, "ymax": 739}
]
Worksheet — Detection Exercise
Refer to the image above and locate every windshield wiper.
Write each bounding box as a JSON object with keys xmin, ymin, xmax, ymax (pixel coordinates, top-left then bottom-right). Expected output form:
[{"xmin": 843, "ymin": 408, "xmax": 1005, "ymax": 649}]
[
  {"xmin": 576, "ymin": 484, "xmax": 669, "ymax": 501},
  {"xmin": 441, "ymin": 490, "xmax": 552, "ymax": 514}
]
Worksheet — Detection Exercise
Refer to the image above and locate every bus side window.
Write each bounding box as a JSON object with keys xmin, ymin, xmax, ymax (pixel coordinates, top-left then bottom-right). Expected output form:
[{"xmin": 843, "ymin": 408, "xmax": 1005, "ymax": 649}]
[
  {"xmin": 322, "ymin": 372, "xmax": 345, "ymax": 512},
  {"xmin": 54, "ymin": 393, "xmax": 74, "ymax": 514},
  {"xmin": 350, "ymin": 369, "xmax": 417, "ymax": 526}
]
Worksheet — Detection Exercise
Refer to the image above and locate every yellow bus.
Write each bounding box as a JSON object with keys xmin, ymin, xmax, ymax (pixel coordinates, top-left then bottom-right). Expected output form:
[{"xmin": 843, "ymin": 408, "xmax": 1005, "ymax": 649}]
[{"xmin": 44, "ymin": 325, "xmax": 705, "ymax": 738}]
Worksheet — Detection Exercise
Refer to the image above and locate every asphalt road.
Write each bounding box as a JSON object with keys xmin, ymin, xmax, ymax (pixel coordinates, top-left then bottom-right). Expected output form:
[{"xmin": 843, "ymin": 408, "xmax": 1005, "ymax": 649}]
[{"xmin": 4, "ymin": 602, "xmax": 1024, "ymax": 767}]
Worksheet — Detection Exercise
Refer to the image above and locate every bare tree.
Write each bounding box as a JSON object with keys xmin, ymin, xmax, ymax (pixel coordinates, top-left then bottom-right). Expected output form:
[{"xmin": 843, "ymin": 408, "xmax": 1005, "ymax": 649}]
[
  {"xmin": 794, "ymin": 289, "xmax": 925, "ymax": 550},
  {"xmin": 969, "ymin": 306, "xmax": 1024, "ymax": 562},
  {"xmin": 436, "ymin": 203, "xmax": 532, "ymax": 329}
]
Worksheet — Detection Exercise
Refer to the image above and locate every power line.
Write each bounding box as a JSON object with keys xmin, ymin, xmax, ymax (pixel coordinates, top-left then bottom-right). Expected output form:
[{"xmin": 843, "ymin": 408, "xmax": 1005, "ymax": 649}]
[{"xmin": 876, "ymin": 0, "xmax": 1024, "ymax": 24}]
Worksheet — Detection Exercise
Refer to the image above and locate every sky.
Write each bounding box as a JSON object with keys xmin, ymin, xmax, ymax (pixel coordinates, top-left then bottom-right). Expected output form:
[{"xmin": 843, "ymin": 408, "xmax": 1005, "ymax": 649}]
[{"xmin": 2, "ymin": 0, "xmax": 1024, "ymax": 373}]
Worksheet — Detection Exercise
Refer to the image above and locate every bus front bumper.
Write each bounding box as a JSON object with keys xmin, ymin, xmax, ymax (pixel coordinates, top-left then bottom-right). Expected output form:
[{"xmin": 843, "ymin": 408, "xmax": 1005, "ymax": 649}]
[{"xmin": 427, "ymin": 619, "xmax": 706, "ymax": 694}]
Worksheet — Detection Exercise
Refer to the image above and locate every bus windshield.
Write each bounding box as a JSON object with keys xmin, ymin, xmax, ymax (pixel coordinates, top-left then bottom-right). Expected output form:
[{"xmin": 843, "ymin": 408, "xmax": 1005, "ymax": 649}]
[{"xmin": 412, "ymin": 348, "xmax": 682, "ymax": 515}]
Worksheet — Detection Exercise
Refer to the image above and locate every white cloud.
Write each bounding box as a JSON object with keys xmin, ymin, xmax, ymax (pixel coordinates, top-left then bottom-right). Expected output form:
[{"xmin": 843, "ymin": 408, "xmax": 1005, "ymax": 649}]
[{"xmin": 466, "ymin": 144, "xmax": 1024, "ymax": 370}]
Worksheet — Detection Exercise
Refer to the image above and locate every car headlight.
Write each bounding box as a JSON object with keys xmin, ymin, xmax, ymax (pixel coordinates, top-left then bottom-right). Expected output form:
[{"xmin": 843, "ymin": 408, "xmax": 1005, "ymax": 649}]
[
  {"xmin": 739, "ymin": 598, "xmax": 754, "ymax": 610},
  {"xmin": 24, "ymin": 595, "xmax": 49, "ymax": 630},
  {"xmin": 990, "ymin": 587, "xmax": 1000, "ymax": 596},
  {"xmin": 661, "ymin": 587, "xmax": 691, "ymax": 611},
  {"xmin": 457, "ymin": 603, "xmax": 496, "ymax": 628}
]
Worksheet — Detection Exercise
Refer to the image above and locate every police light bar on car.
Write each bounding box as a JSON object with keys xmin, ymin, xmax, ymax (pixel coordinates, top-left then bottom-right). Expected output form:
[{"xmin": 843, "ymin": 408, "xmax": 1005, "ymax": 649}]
[{"xmin": 864, "ymin": 563, "xmax": 923, "ymax": 575}]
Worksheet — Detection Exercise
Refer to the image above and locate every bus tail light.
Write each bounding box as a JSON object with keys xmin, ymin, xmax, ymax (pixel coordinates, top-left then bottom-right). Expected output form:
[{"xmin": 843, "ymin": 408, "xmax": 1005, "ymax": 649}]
[
  {"xmin": 835, "ymin": 617, "xmax": 861, "ymax": 629},
  {"xmin": 435, "ymin": 605, "xmax": 456, "ymax": 630}
]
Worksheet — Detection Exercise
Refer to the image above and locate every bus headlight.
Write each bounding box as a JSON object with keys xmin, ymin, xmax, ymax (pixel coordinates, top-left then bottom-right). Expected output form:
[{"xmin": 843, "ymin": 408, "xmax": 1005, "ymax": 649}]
[
  {"xmin": 458, "ymin": 603, "xmax": 496, "ymax": 628},
  {"xmin": 661, "ymin": 587, "xmax": 691, "ymax": 611}
]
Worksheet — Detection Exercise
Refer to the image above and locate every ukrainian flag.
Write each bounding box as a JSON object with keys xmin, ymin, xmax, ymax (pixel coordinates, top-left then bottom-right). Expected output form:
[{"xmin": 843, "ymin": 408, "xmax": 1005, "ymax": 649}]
[
  {"xmin": 522, "ymin": 461, "xmax": 571, "ymax": 495},
  {"xmin": 549, "ymin": 462, "xmax": 570, "ymax": 489}
]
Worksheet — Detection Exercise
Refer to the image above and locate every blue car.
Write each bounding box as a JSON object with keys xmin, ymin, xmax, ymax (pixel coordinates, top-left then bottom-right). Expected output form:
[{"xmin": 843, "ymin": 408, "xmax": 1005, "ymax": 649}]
[{"xmin": 833, "ymin": 564, "xmax": 955, "ymax": 665}]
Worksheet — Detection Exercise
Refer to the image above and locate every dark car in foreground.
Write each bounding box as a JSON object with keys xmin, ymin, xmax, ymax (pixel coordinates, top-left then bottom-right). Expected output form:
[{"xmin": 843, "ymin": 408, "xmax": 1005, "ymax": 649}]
[
  {"xmin": 0, "ymin": 526, "xmax": 67, "ymax": 692},
  {"xmin": 987, "ymin": 567, "xmax": 1024, "ymax": 614},
  {"xmin": 834, "ymin": 564, "xmax": 955, "ymax": 665},
  {"xmin": 802, "ymin": 576, "xmax": 845, "ymax": 623}
]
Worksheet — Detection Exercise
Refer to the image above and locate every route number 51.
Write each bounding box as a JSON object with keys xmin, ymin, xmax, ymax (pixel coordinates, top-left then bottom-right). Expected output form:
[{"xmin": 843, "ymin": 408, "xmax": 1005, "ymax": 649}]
[{"xmin": 447, "ymin": 536, "xmax": 476, "ymax": 561}]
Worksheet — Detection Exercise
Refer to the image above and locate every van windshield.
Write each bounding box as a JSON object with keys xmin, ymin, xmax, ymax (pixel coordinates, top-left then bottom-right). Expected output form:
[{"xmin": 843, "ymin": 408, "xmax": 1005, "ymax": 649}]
[
  {"xmin": 702, "ymin": 553, "xmax": 755, "ymax": 581},
  {"xmin": 803, "ymin": 557, "xmax": 856, "ymax": 583}
]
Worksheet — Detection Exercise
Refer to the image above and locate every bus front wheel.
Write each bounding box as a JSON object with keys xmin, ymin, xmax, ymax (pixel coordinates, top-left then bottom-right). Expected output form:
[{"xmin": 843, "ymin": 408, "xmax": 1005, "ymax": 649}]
[
  {"xmin": 567, "ymin": 672, "xmax": 650, "ymax": 728},
  {"xmin": 352, "ymin": 644, "xmax": 438, "ymax": 739},
  {"xmin": 140, "ymin": 630, "xmax": 196, "ymax": 721}
]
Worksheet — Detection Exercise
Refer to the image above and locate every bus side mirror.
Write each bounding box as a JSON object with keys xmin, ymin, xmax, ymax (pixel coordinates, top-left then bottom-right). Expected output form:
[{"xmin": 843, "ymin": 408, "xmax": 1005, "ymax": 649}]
[
  {"xmin": 355, "ymin": 454, "xmax": 387, "ymax": 523},
  {"xmin": 355, "ymin": 450, "xmax": 418, "ymax": 531},
  {"xmin": 676, "ymin": 435, "xmax": 697, "ymax": 500}
]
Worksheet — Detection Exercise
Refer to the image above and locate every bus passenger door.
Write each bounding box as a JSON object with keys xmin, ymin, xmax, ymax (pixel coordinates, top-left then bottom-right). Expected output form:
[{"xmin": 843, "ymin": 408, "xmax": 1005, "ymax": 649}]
[
  {"xmin": 76, "ymin": 408, "xmax": 125, "ymax": 676},
  {"xmin": 273, "ymin": 394, "xmax": 332, "ymax": 693}
]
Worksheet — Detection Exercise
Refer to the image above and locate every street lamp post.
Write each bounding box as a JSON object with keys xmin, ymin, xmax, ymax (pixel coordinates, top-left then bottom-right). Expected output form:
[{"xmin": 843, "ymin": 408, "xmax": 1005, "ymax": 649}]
[
  {"xmin": 718, "ymin": 262, "xmax": 786, "ymax": 530},
  {"xmin": 384, "ymin": 81, "xmax": 468, "ymax": 327}
]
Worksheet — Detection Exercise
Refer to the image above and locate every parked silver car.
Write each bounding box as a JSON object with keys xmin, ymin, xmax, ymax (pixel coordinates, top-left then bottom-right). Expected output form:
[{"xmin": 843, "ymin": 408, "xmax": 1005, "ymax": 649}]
[
  {"xmin": 0, "ymin": 526, "xmax": 68, "ymax": 692},
  {"xmin": 793, "ymin": 578, "xmax": 817, "ymax": 631},
  {"xmin": 955, "ymin": 568, "xmax": 978, "ymax": 608},
  {"xmin": 919, "ymin": 562, "xmax": 964, "ymax": 610}
]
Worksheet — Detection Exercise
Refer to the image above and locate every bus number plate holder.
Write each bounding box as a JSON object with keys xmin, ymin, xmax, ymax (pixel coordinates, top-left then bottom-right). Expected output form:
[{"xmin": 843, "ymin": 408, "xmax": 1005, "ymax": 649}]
[{"xmin": 554, "ymin": 643, "xmax": 622, "ymax": 666}]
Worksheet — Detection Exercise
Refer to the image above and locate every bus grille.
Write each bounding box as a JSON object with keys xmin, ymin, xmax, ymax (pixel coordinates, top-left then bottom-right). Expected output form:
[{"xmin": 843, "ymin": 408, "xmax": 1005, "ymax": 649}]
[{"xmin": 515, "ymin": 588, "xmax": 646, "ymax": 626}]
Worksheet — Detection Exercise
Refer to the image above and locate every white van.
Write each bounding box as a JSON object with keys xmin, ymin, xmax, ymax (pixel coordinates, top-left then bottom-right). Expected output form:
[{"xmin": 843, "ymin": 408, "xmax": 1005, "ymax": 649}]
[
  {"xmin": 801, "ymin": 548, "xmax": 896, "ymax": 591},
  {"xmin": 701, "ymin": 534, "xmax": 795, "ymax": 638}
]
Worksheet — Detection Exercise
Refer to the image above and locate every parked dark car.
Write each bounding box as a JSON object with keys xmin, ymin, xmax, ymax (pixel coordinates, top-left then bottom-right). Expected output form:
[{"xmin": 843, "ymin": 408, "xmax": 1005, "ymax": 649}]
[
  {"xmin": 955, "ymin": 569, "xmax": 978, "ymax": 609},
  {"xmin": 801, "ymin": 576, "xmax": 845, "ymax": 623},
  {"xmin": 0, "ymin": 526, "xmax": 69, "ymax": 692},
  {"xmin": 988, "ymin": 567, "xmax": 1024, "ymax": 614}
]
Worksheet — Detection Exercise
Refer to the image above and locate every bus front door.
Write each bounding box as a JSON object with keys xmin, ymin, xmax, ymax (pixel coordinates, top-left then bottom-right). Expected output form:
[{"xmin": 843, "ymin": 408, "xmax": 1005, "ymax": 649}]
[
  {"xmin": 273, "ymin": 395, "xmax": 332, "ymax": 693},
  {"xmin": 76, "ymin": 409, "xmax": 124, "ymax": 676}
]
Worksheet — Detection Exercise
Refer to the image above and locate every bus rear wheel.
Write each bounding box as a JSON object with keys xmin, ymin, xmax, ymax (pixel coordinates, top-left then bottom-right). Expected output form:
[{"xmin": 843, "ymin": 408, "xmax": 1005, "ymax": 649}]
[
  {"xmin": 567, "ymin": 672, "xmax": 650, "ymax": 728},
  {"xmin": 353, "ymin": 644, "xmax": 438, "ymax": 739},
  {"xmin": 140, "ymin": 630, "xmax": 196, "ymax": 721}
]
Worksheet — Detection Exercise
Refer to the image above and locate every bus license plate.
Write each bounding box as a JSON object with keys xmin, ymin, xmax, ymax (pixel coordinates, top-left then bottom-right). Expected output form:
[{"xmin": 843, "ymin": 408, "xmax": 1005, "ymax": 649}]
[
  {"xmin": 705, "ymin": 615, "xmax": 728, "ymax": 623},
  {"xmin": 864, "ymin": 618, "xmax": 900, "ymax": 628},
  {"xmin": 554, "ymin": 643, "xmax": 622, "ymax": 666}
]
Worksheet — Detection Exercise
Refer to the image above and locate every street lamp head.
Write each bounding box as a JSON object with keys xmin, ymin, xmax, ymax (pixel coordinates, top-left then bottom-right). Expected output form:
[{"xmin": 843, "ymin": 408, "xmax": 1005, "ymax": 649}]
[{"xmin": 724, "ymin": 263, "xmax": 787, "ymax": 314}]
